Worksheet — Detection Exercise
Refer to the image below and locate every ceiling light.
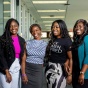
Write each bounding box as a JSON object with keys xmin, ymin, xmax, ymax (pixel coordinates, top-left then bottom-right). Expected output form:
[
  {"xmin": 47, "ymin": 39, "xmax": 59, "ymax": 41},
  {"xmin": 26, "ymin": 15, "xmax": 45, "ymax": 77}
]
[
  {"xmin": 41, "ymin": 16, "xmax": 64, "ymax": 18},
  {"xmin": 46, "ymin": 27, "xmax": 51, "ymax": 30},
  {"xmin": 4, "ymin": 17, "xmax": 10, "ymax": 19},
  {"xmin": 3, "ymin": 1, "xmax": 10, "ymax": 4},
  {"xmin": 45, "ymin": 25, "xmax": 51, "ymax": 26},
  {"xmin": 37, "ymin": 10, "xmax": 65, "ymax": 12},
  {"xmin": 4, "ymin": 11, "xmax": 11, "ymax": 13},
  {"xmin": 43, "ymin": 21, "xmax": 53, "ymax": 23},
  {"xmin": 33, "ymin": 1, "xmax": 67, "ymax": 4}
]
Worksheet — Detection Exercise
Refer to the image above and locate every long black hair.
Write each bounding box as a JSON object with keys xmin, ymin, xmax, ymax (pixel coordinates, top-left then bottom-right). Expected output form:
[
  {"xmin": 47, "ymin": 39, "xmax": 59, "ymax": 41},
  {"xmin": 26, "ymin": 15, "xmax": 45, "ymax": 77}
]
[
  {"xmin": 73, "ymin": 19, "xmax": 88, "ymax": 46},
  {"xmin": 0, "ymin": 18, "xmax": 19, "ymax": 55},
  {"xmin": 2, "ymin": 18, "xmax": 19, "ymax": 40},
  {"xmin": 46, "ymin": 19, "xmax": 70, "ymax": 58},
  {"xmin": 51, "ymin": 19, "xmax": 69, "ymax": 40}
]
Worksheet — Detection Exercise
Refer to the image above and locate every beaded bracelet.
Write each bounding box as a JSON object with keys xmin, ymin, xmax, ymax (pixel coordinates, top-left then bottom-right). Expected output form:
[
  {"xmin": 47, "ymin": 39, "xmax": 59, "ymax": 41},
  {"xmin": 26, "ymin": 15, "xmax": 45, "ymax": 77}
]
[{"xmin": 22, "ymin": 74, "xmax": 26, "ymax": 77}]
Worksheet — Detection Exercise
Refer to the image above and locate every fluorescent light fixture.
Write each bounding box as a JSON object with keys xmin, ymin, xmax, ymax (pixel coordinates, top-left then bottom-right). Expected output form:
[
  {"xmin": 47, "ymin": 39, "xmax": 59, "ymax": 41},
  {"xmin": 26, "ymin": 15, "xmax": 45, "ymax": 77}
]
[
  {"xmin": 33, "ymin": 1, "xmax": 67, "ymax": 4},
  {"xmin": 46, "ymin": 27, "xmax": 51, "ymax": 30},
  {"xmin": 37, "ymin": 10, "xmax": 65, "ymax": 12},
  {"xmin": 4, "ymin": 17, "xmax": 10, "ymax": 19},
  {"xmin": 45, "ymin": 25, "xmax": 51, "ymax": 26},
  {"xmin": 41, "ymin": 16, "xmax": 64, "ymax": 18},
  {"xmin": 3, "ymin": 1, "xmax": 10, "ymax": 4},
  {"xmin": 43, "ymin": 21, "xmax": 53, "ymax": 23},
  {"xmin": 46, "ymin": 27, "xmax": 51, "ymax": 29},
  {"xmin": 4, "ymin": 11, "xmax": 11, "ymax": 13}
]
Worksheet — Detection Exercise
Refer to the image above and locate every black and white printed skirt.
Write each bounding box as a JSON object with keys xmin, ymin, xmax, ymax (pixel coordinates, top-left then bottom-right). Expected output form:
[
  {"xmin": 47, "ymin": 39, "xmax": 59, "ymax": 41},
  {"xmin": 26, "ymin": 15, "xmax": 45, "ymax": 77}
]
[{"xmin": 45, "ymin": 62, "xmax": 66, "ymax": 88}]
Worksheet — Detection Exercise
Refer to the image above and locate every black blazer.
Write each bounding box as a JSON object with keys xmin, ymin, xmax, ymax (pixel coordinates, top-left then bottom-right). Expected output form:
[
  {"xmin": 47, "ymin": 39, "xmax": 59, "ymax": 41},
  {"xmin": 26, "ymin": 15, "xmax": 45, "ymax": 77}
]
[{"xmin": 0, "ymin": 35, "xmax": 25, "ymax": 74}]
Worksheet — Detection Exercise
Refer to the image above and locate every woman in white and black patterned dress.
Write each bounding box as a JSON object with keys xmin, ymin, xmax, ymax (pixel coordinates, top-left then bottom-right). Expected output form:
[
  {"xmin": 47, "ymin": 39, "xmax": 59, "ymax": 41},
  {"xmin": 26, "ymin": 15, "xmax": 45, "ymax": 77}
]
[{"xmin": 45, "ymin": 19, "xmax": 73, "ymax": 88}]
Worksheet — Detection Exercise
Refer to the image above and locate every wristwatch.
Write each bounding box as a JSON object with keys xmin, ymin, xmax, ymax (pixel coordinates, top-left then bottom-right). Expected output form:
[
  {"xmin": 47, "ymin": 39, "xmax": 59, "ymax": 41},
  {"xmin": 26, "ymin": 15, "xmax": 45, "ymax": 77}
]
[{"xmin": 80, "ymin": 71, "xmax": 84, "ymax": 74}]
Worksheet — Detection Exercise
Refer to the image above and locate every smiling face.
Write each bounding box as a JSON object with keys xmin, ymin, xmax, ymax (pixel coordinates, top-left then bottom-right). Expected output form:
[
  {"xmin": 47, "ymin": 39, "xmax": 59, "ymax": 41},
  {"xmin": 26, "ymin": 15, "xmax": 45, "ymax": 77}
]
[
  {"xmin": 31, "ymin": 26, "xmax": 41, "ymax": 40},
  {"xmin": 52, "ymin": 22, "xmax": 61, "ymax": 38},
  {"xmin": 75, "ymin": 22, "xmax": 84, "ymax": 36},
  {"xmin": 10, "ymin": 21, "xmax": 19, "ymax": 36}
]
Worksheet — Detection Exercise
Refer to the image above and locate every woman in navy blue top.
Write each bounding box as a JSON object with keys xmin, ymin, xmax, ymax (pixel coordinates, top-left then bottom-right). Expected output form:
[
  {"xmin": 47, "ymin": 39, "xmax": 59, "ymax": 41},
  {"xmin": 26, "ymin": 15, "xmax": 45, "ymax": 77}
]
[
  {"xmin": 45, "ymin": 19, "xmax": 72, "ymax": 88},
  {"xmin": 72, "ymin": 19, "xmax": 88, "ymax": 88}
]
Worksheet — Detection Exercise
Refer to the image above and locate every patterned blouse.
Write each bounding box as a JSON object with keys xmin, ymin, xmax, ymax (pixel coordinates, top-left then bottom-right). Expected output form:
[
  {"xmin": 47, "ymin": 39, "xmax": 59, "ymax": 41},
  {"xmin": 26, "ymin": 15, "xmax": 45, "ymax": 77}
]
[{"xmin": 26, "ymin": 39, "xmax": 47, "ymax": 64}]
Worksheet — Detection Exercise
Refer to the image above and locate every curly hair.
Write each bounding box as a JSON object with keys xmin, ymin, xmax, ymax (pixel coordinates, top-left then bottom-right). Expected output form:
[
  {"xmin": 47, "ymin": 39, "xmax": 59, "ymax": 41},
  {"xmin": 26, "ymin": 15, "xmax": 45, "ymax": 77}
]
[{"xmin": 73, "ymin": 19, "xmax": 88, "ymax": 46}]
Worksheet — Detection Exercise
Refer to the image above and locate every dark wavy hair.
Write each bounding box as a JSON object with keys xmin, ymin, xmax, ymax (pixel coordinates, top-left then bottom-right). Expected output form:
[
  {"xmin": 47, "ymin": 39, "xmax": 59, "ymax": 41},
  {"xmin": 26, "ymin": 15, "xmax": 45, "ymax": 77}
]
[
  {"xmin": 51, "ymin": 19, "xmax": 70, "ymax": 40},
  {"xmin": 73, "ymin": 19, "xmax": 88, "ymax": 46},
  {"xmin": 29, "ymin": 24, "xmax": 41, "ymax": 33},
  {"xmin": 45, "ymin": 19, "xmax": 70, "ymax": 58}
]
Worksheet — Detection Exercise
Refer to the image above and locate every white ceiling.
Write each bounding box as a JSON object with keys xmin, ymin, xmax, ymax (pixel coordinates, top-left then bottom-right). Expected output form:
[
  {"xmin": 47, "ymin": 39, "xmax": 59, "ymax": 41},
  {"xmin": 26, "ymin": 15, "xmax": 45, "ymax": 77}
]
[{"xmin": 22, "ymin": 0, "xmax": 88, "ymax": 31}]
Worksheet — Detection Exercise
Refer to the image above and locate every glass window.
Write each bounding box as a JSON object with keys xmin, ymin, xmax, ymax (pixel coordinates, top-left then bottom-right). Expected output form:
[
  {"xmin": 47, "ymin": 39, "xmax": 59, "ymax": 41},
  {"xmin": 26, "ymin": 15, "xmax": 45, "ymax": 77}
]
[
  {"xmin": 3, "ymin": 0, "xmax": 11, "ymax": 27},
  {"xmin": 0, "ymin": 0, "xmax": 4, "ymax": 35}
]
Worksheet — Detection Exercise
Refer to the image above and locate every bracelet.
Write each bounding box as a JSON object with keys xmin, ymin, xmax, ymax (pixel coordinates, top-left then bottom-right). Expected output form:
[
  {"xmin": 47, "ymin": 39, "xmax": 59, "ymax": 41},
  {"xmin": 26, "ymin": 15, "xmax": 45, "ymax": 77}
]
[
  {"xmin": 80, "ymin": 71, "xmax": 84, "ymax": 74},
  {"xmin": 22, "ymin": 74, "xmax": 26, "ymax": 77},
  {"xmin": 68, "ymin": 73, "xmax": 72, "ymax": 76}
]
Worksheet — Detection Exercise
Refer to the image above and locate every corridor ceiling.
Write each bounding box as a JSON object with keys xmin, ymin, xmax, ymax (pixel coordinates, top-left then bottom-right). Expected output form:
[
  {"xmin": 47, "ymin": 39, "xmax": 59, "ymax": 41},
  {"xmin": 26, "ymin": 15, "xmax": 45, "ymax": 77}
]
[{"xmin": 23, "ymin": 0, "xmax": 88, "ymax": 31}]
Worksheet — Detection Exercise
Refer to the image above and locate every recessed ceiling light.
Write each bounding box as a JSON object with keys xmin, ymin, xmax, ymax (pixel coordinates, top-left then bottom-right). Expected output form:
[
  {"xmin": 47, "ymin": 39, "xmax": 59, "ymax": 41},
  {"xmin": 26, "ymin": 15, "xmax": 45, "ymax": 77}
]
[
  {"xmin": 41, "ymin": 16, "xmax": 64, "ymax": 18},
  {"xmin": 33, "ymin": 1, "xmax": 67, "ymax": 4},
  {"xmin": 3, "ymin": 1, "xmax": 10, "ymax": 4},
  {"xmin": 37, "ymin": 10, "xmax": 65, "ymax": 12}
]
